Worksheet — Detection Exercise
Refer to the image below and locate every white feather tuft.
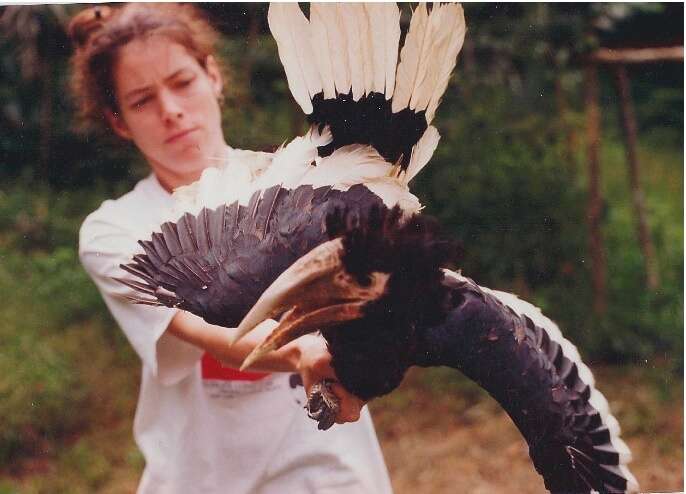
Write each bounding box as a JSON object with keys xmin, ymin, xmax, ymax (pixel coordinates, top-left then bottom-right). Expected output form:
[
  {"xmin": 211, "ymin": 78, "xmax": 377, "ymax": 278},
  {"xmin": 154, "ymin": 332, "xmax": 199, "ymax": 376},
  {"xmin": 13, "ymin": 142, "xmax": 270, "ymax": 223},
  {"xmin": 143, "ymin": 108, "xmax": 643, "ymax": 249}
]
[
  {"xmin": 172, "ymin": 149, "xmax": 272, "ymax": 215},
  {"xmin": 292, "ymin": 143, "xmax": 423, "ymax": 213},
  {"xmin": 300, "ymin": 144, "xmax": 390, "ymax": 188},
  {"xmin": 403, "ymin": 125, "xmax": 441, "ymax": 185},
  {"xmin": 253, "ymin": 126, "xmax": 332, "ymax": 193},
  {"xmin": 363, "ymin": 178, "xmax": 422, "ymax": 215}
]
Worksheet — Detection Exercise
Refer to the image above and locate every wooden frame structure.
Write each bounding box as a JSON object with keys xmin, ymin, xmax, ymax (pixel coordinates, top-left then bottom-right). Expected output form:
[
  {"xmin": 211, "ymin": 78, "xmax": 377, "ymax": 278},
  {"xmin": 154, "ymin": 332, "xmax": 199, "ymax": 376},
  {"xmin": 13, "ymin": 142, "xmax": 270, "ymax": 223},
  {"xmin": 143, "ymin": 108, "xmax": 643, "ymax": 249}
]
[{"xmin": 584, "ymin": 46, "xmax": 683, "ymax": 313}]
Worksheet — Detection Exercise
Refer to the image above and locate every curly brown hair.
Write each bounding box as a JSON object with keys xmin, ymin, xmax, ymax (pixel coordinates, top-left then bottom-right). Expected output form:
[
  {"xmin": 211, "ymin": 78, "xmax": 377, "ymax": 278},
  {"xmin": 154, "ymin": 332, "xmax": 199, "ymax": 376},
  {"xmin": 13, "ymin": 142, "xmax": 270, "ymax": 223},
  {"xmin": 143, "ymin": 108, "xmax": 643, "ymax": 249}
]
[{"xmin": 68, "ymin": 3, "xmax": 224, "ymax": 133}]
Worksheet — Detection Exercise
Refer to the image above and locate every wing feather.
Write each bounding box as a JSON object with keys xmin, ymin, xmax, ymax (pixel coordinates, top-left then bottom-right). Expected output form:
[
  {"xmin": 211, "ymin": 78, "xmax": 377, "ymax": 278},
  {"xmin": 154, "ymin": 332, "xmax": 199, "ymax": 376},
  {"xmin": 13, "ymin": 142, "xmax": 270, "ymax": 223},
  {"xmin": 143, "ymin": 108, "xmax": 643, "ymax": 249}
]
[{"xmin": 439, "ymin": 270, "xmax": 638, "ymax": 493}]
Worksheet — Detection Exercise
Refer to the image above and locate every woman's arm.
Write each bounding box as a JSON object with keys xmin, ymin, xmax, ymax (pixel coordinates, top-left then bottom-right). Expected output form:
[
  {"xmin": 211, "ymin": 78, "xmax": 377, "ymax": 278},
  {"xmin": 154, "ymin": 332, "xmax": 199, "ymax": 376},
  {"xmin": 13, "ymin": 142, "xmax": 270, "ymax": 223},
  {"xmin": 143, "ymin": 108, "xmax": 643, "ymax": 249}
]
[{"xmin": 167, "ymin": 311, "xmax": 365, "ymax": 423}]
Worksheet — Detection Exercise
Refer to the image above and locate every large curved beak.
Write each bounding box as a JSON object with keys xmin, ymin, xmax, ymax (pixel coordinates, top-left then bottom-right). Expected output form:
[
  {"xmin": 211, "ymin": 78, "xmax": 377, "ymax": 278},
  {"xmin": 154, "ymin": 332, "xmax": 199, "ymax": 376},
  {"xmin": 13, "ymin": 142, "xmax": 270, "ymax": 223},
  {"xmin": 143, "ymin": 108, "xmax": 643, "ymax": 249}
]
[{"xmin": 232, "ymin": 238, "xmax": 389, "ymax": 370}]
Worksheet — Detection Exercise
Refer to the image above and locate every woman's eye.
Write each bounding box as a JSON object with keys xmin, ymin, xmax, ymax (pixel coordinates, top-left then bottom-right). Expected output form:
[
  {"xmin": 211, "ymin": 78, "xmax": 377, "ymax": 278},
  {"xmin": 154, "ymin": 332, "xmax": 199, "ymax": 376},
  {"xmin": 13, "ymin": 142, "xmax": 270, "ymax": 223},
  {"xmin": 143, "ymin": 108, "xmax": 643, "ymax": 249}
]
[
  {"xmin": 176, "ymin": 77, "xmax": 195, "ymax": 89},
  {"xmin": 132, "ymin": 96, "xmax": 152, "ymax": 109}
]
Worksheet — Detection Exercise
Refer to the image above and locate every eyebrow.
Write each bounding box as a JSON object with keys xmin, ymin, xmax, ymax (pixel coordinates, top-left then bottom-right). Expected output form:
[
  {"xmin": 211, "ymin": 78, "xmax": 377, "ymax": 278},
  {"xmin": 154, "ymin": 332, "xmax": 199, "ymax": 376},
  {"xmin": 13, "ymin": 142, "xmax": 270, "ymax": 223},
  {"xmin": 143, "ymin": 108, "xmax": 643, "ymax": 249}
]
[{"xmin": 123, "ymin": 69, "xmax": 192, "ymax": 102}]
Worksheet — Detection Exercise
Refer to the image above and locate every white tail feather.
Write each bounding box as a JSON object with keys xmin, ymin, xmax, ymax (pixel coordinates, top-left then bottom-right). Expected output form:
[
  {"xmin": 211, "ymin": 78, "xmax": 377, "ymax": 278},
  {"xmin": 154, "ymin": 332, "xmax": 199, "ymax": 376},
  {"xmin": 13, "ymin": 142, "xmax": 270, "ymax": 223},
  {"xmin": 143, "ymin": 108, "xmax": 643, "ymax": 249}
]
[
  {"xmin": 365, "ymin": 3, "xmax": 387, "ymax": 95},
  {"xmin": 409, "ymin": 3, "xmax": 445, "ymax": 112},
  {"xmin": 272, "ymin": 2, "xmax": 460, "ymax": 121},
  {"xmin": 392, "ymin": 3, "xmax": 429, "ymax": 112},
  {"xmin": 383, "ymin": 3, "xmax": 401, "ymax": 98},
  {"xmin": 264, "ymin": 2, "xmax": 464, "ymax": 203},
  {"xmin": 403, "ymin": 125, "xmax": 441, "ymax": 185},
  {"xmin": 411, "ymin": 5, "xmax": 455, "ymax": 113},
  {"xmin": 340, "ymin": 3, "xmax": 365, "ymax": 101},
  {"xmin": 362, "ymin": 2, "xmax": 400, "ymax": 98},
  {"xmin": 310, "ymin": 4, "xmax": 336, "ymax": 99},
  {"xmin": 426, "ymin": 4, "xmax": 466, "ymax": 122},
  {"xmin": 267, "ymin": 4, "xmax": 322, "ymax": 114},
  {"xmin": 356, "ymin": 3, "xmax": 374, "ymax": 95},
  {"xmin": 319, "ymin": 3, "xmax": 350, "ymax": 96}
]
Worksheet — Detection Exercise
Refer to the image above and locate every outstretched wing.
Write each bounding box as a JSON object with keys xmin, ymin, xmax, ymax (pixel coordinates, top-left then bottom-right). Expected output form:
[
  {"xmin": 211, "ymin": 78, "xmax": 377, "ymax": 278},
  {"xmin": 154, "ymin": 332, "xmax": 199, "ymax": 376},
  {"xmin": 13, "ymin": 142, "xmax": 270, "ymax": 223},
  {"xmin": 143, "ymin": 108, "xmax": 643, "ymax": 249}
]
[
  {"xmin": 117, "ymin": 185, "xmax": 386, "ymax": 328},
  {"xmin": 117, "ymin": 186, "xmax": 285, "ymax": 327},
  {"xmin": 419, "ymin": 270, "xmax": 638, "ymax": 494}
]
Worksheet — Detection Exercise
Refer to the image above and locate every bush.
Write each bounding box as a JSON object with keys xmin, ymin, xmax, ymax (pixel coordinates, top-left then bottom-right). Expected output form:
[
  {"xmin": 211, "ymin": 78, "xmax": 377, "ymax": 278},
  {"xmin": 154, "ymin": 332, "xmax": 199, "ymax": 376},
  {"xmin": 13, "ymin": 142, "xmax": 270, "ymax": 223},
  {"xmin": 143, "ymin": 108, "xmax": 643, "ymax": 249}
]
[{"xmin": 0, "ymin": 183, "xmax": 132, "ymax": 467}]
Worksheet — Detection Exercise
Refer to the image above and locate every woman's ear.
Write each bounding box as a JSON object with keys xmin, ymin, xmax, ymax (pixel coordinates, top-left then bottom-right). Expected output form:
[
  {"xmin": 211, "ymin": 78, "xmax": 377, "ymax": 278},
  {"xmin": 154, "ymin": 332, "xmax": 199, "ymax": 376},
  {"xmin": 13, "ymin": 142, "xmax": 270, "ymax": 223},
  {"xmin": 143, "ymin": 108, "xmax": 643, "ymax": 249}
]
[
  {"xmin": 105, "ymin": 109, "xmax": 133, "ymax": 140},
  {"xmin": 205, "ymin": 55, "xmax": 223, "ymax": 98}
]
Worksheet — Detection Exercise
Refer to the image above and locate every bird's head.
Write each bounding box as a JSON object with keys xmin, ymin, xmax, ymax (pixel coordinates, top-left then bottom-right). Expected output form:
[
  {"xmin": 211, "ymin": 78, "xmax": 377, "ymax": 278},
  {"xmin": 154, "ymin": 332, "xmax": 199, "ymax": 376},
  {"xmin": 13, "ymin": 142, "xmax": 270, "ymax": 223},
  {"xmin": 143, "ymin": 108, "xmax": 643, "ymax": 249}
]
[{"xmin": 234, "ymin": 205, "xmax": 458, "ymax": 400}]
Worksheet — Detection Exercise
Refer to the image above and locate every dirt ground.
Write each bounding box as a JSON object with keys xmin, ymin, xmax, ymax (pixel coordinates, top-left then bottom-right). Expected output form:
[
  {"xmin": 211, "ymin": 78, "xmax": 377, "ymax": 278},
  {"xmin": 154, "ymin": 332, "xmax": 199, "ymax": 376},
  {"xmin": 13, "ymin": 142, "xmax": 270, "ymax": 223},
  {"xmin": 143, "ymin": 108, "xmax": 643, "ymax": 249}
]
[
  {"xmin": 3, "ymin": 364, "xmax": 682, "ymax": 493},
  {"xmin": 370, "ymin": 365, "xmax": 684, "ymax": 494}
]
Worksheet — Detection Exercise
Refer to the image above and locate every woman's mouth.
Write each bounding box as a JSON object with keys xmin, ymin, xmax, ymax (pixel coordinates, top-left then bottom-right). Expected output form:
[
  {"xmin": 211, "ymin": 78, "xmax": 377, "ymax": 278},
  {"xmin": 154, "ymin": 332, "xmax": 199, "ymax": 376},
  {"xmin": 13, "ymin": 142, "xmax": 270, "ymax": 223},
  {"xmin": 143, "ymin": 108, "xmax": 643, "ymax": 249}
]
[{"xmin": 165, "ymin": 127, "xmax": 198, "ymax": 144}]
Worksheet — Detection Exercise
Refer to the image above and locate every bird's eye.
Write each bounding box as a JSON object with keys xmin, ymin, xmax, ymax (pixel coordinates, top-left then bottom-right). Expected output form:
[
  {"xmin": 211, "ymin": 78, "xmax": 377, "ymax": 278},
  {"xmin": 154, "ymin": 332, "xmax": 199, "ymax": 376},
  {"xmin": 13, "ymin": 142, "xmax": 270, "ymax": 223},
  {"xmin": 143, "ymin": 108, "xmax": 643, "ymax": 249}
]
[{"xmin": 355, "ymin": 273, "xmax": 372, "ymax": 287}]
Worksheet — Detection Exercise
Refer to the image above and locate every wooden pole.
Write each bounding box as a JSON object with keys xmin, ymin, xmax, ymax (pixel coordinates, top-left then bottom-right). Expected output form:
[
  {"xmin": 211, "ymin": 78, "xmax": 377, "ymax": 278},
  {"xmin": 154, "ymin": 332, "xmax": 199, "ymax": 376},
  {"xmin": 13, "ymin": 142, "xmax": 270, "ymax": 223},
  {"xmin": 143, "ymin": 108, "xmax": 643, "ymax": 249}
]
[
  {"xmin": 38, "ymin": 58, "xmax": 54, "ymax": 181},
  {"xmin": 590, "ymin": 46, "xmax": 683, "ymax": 64},
  {"xmin": 584, "ymin": 63, "xmax": 607, "ymax": 315},
  {"xmin": 553, "ymin": 72, "xmax": 577, "ymax": 173},
  {"xmin": 613, "ymin": 65, "xmax": 660, "ymax": 290}
]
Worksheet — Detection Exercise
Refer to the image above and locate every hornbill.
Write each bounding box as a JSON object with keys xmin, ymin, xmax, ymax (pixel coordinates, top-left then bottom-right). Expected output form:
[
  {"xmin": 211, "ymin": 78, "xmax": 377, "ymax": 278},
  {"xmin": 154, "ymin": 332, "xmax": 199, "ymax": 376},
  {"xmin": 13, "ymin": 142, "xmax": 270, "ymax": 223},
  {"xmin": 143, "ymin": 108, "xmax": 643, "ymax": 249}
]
[
  {"xmin": 117, "ymin": 3, "xmax": 639, "ymax": 493},
  {"xmin": 119, "ymin": 184, "xmax": 638, "ymax": 494}
]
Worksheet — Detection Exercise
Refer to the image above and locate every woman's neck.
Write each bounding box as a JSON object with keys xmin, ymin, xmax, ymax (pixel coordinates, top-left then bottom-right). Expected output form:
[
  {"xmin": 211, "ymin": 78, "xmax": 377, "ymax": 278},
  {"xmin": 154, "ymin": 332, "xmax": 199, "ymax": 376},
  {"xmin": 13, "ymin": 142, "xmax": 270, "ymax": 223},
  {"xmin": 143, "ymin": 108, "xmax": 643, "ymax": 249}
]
[{"xmin": 150, "ymin": 144, "xmax": 230, "ymax": 193}]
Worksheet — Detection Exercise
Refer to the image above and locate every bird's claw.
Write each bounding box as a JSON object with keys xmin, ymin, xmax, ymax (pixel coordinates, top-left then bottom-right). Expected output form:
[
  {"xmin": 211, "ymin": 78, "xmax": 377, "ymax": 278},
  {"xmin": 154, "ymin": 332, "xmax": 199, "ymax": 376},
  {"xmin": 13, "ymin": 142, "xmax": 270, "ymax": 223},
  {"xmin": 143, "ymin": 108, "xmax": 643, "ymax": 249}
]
[{"xmin": 306, "ymin": 379, "xmax": 340, "ymax": 430}]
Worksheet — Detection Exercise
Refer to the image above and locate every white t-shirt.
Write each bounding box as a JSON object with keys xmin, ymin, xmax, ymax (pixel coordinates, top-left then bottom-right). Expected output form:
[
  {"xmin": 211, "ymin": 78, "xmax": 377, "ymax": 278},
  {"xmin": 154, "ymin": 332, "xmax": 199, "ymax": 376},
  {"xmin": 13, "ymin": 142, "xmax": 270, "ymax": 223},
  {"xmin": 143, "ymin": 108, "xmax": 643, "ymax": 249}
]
[{"xmin": 79, "ymin": 149, "xmax": 393, "ymax": 494}]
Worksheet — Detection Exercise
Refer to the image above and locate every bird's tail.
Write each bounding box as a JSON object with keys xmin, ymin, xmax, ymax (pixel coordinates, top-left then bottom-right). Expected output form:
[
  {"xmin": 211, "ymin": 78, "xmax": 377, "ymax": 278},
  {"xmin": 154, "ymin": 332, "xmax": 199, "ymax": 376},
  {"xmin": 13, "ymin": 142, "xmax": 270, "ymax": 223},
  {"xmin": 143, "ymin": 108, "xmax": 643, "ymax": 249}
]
[{"xmin": 269, "ymin": 2, "xmax": 465, "ymax": 184}]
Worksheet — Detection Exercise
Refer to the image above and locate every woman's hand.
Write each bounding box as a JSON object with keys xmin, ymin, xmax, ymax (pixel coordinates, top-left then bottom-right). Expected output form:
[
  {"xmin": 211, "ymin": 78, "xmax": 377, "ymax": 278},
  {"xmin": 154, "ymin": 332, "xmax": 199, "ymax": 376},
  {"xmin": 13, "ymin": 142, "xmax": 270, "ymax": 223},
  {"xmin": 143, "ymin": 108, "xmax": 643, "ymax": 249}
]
[
  {"xmin": 295, "ymin": 334, "xmax": 366, "ymax": 424},
  {"xmin": 168, "ymin": 312, "xmax": 364, "ymax": 424}
]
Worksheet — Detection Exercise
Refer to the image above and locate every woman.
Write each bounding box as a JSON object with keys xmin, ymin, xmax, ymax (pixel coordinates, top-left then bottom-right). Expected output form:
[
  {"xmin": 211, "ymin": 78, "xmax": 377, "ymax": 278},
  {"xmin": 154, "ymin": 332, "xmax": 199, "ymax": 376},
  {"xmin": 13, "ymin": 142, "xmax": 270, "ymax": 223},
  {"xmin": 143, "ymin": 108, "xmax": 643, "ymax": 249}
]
[{"xmin": 71, "ymin": 4, "xmax": 393, "ymax": 493}]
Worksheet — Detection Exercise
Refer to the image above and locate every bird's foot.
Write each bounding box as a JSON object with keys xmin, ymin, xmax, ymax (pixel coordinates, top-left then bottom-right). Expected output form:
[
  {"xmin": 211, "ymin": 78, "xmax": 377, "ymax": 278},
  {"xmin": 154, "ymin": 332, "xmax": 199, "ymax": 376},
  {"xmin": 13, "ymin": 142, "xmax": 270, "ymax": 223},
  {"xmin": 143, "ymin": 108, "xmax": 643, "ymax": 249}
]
[{"xmin": 306, "ymin": 379, "xmax": 340, "ymax": 430}]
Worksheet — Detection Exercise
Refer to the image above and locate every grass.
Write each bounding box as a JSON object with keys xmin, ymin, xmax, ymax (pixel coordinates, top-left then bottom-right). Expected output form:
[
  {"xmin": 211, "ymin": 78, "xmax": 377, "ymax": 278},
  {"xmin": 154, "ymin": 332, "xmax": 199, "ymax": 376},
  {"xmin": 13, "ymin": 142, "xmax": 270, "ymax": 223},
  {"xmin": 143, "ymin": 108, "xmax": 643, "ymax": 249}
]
[{"xmin": 0, "ymin": 316, "xmax": 142, "ymax": 493}]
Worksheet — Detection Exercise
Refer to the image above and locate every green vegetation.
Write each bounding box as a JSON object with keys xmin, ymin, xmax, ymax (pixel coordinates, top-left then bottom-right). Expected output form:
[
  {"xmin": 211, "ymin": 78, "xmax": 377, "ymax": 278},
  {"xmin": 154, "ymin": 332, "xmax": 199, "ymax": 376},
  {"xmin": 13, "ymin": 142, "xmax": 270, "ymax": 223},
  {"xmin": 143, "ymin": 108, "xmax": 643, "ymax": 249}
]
[{"xmin": 0, "ymin": 3, "xmax": 681, "ymax": 489}]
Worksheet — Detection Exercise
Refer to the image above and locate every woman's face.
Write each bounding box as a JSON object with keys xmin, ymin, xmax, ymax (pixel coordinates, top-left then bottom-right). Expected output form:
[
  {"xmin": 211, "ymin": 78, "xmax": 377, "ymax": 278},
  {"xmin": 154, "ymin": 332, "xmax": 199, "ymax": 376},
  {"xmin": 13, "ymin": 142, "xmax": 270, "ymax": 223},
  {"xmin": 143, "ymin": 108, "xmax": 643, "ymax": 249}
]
[{"xmin": 109, "ymin": 35, "xmax": 226, "ymax": 189}]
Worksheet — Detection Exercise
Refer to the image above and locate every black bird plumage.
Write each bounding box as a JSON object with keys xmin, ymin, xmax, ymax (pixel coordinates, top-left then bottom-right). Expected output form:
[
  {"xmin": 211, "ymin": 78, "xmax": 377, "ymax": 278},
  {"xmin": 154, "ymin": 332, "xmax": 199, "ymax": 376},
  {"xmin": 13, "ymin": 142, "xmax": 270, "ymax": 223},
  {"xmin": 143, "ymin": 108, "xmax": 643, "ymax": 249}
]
[
  {"xmin": 119, "ymin": 184, "xmax": 385, "ymax": 328},
  {"xmin": 120, "ymin": 185, "xmax": 637, "ymax": 494}
]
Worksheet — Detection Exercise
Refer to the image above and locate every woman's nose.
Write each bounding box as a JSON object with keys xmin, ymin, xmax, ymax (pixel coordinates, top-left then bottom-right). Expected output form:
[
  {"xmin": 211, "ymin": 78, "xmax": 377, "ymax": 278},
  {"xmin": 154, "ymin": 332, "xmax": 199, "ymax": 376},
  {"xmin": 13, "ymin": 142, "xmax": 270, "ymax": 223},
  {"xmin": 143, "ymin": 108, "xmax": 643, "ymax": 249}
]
[{"xmin": 158, "ymin": 89, "xmax": 183, "ymax": 123}]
